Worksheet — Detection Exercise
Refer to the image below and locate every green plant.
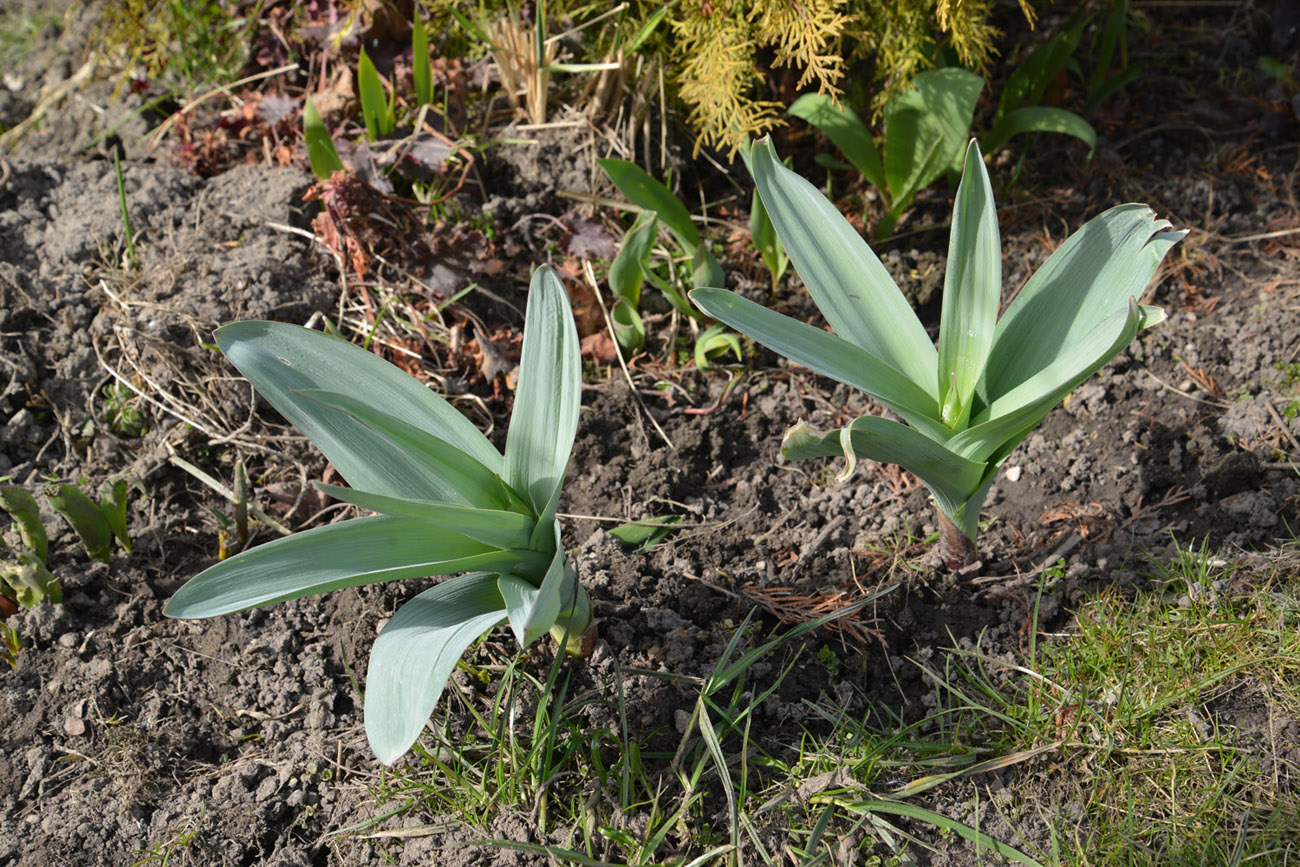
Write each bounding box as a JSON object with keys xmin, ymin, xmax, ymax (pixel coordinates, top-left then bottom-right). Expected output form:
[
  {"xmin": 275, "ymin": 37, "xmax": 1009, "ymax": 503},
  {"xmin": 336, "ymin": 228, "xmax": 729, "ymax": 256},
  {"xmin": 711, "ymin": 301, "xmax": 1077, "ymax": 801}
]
[
  {"xmin": 598, "ymin": 158, "xmax": 740, "ymax": 370},
  {"xmin": 692, "ymin": 138, "xmax": 1183, "ymax": 568},
  {"xmin": 790, "ymin": 60, "xmax": 1095, "ymax": 238},
  {"xmin": 165, "ymin": 265, "xmax": 594, "ymax": 765},
  {"xmin": 113, "ymin": 150, "xmax": 137, "ymax": 270},
  {"xmin": 303, "ymin": 95, "xmax": 344, "ymax": 181},
  {"xmin": 101, "ymin": 381, "xmax": 148, "ymax": 437},
  {"xmin": 357, "ymin": 47, "xmax": 396, "ymax": 142}
]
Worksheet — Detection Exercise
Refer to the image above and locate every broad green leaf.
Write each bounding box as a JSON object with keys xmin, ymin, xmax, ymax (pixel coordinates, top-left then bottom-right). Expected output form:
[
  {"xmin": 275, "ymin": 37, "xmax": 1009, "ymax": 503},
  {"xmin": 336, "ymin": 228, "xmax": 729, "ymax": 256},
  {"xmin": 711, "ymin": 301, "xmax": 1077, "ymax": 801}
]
[
  {"xmin": 610, "ymin": 297, "xmax": 645, "ymax": 353},
  {"xmin": 303, "ymin": 95, "xmax": 343, "ymax": 180},
  {"xmin": 598, "ymin": 159, "xmax": 699, "ymax": 254},
  {"xmin": 748, "ymin": 138, "xmax": 939, "ymax": 392},
  {"xmin": 47, "ymin": 484, "xmax": 113, "ymax": 564},
  {"xmin": 164, "ymin": 515, "xmax": 546, "ymax": 618},
  {"xmin": 365, "ymin": 572, "xmax": 507, "ymax": 764},
  {"xmin": 749, "ymin": 184, "xmax": 787, "ymax": 287},
  {"xmin": 296, "ymin": 389, "xmax": 509, "ymax": 510},
  {"xmin": 607, "ymin": 515, "xmax": 681, "ymax": 551},
  {"xmin": 313, "ymin": 483, "xmax": 535, "ymax": 550},
  {"xmin": 609, "ymin": 211, "xmax": 657, "ymax": 308},
  {"xmin": 358, "ymin": 48, "xmax": 393, "ymax": 141},
  {"xmin": 693, "ymin": 323, "xmax": 741, "ymax": 371},
  {"xmin": 412, "ymin": 14, "xmax": 433, "ymax": 108},
  {"xmin": 690, "ymin": 287, "xmax": 947, "ymax": 441},
  {"xmin": 498, "ymin": 523, "xmax": 571, "ymax": 647},
  {"xmin": 782, "ymin": 416, "xmax": 985, "ymax": 518},
  {"xmin": 503, "ymin": 266, "xmax": 581, "ymax": 516},
  {"xmin": 978, "ymin": 206, "xmax": 1183, "ymax": 404},
  {"xmin": 954, "ymin": 300, "xmax": 1152, "ymax": 463},
  {"xmin": 997, "ymin": 19, "xmax": 1087, "ymax": 119},
  {"xmin": 217, "ymin": 322, "xmax": 503, "ymax": 500},
  {"xmin": 983, "ymin": 107, "xmax": 1096, "ymax": 157},
  {"xmin": 692, "ymin": 244, "xmax": 725, "ymax": 290},
  {"xmin": 98, "ymin": 478, "xmax": 133, "ymax": 554},
  {"xmin": 0, "ymin": 485, "xmax": 47, "ymax": 562},
  {"xmin": 1, "ymin": 553, "xmax": 60, "ymax": 608},
  {"xmin": 882, "ymin": 69, "xmax": 982, "ymax": 202},
  {"xmin": 787, "ymin": 93, "xmax": 886, "ymax": 193},
  {"xmin": 937, "ymin": 140, "xmax": 1000, "ymax": 431}
]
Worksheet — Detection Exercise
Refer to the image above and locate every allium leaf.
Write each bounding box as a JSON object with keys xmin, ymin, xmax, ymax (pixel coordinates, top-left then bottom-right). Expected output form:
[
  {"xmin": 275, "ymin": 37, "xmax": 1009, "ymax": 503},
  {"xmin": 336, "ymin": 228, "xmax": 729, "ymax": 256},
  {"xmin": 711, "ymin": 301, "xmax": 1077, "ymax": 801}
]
[
  {"xmin": 365, "ymin": 572, "xmax": 507, "ymax": 765},
  {"xmin": 217, "ymin": 321, "xmax": 503, "ymax": 500},
  {"xmin": 503, "ymin": 266, "xmax": 581, "ymax": 517},
  {"xmin": 164, "ymin": 516, "xmax": 546, "ymax": 618},
  {"xmin": 937, "ymin": 140, "xmax": 1000, "ymax": 430},
  {"xmin": 749, "ymin": 137, "xmax": 938, "ymax": 392}
]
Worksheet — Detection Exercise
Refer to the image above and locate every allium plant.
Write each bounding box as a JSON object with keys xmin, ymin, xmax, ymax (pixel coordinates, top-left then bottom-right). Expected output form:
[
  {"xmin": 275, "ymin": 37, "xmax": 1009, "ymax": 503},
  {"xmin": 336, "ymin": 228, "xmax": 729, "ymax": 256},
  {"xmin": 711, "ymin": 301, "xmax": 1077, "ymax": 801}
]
[
  {"xmin": 166, "ymin": 266, "xmax": 592, "ymax": 764},
  {"xmin": 693, "ymin": 138, "xmax": 1184, "ymax": 569}
]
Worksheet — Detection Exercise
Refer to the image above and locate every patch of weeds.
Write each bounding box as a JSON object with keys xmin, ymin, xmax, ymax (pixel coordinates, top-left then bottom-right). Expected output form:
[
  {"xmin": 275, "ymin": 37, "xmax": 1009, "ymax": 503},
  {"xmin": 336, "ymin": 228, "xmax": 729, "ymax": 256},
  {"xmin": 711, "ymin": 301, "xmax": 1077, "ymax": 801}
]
[
  {"xmin": 918, "ymin": 538, "xmax": 1300, "ymax": 863},
  {"xmin": 83, "ymin": 0, "xmax": 263, "ymax": 94},
  {"xmin": 1274, "ymin": 361, "xmax": 1300, "ymax": 420},
  {"xmin": 335, "ymin": 590, "xmax": 899, "ymax": 865},
  {"xmin": 100, "ymin": 381, "xmax": 148, "ymax": 438},
  {"xmin": 129, "ymin": 812, "xmax": 203, "ymax": 867}
]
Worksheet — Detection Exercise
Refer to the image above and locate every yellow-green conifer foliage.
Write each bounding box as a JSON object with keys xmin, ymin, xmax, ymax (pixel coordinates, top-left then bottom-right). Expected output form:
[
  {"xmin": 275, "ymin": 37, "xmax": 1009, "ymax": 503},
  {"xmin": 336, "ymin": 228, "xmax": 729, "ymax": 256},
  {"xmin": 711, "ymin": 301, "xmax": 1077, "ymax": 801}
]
[{"xmin": 660, "ymin": 0, "xmax": 1031, "ymax": 155}]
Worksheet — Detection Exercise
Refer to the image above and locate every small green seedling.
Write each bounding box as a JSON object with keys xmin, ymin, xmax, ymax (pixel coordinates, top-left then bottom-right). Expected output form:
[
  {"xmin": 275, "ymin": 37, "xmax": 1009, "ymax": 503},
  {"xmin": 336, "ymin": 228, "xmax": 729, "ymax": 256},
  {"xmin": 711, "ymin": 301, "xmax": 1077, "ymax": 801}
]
[
  {"xmin": 693, "ymin": 137, "xmax": 1183, "ymax": 569},
  {"xmin": 357, "ymin": 47, "xmax": 396, "ymax": 142},
  {"xmin": 791, "ymin": 65, "xmax": 1094, "ymax": 238},
  {"xmin": 597, "ymin": 159, "xmax": 740, "ymax": 370},
  {"xmin": 46, "ymin": 480, "xmax": 133, "ymax": 564},
  {"xmin": 303, "ymin": 95, "xmax": 344, "ymax": 181},
  {"xmin": 166, "ymin": 265, "xmax": 593, "ymax": 765}
]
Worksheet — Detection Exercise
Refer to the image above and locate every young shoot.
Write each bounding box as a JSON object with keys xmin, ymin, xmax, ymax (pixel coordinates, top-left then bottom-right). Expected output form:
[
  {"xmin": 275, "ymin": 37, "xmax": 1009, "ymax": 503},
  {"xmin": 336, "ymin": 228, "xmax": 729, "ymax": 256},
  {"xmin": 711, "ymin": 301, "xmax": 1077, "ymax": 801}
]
[
  {"xmin": 693, "ymin": 138, "xmax": 1183, "ymax": 569},
  {"xmin": 166, "ymin": 266, "xmax": 593, "ymax": 765}
]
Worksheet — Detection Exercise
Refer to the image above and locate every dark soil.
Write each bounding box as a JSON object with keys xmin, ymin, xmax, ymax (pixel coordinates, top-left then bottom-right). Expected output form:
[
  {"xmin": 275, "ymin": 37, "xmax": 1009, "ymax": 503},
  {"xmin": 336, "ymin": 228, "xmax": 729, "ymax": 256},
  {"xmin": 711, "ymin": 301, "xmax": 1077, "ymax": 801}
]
[{"xmin": 2, "ymin": 3, "xmax": 1299, "ymax": 865}]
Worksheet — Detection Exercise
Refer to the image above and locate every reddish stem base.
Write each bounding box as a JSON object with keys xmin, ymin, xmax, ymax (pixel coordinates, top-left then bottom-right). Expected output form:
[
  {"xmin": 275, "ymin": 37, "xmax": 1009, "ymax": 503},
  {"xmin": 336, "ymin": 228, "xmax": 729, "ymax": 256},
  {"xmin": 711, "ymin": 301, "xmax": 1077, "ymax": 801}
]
[{"xmin": 936, "ymin": 510, "xmax": 977, "ymax": 572}]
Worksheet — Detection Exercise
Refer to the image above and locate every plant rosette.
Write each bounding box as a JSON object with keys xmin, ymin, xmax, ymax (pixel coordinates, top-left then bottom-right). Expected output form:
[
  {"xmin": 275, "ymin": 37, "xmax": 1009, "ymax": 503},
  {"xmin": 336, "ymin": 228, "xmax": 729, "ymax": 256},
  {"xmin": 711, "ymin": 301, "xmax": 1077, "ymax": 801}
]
[
  {"xmin": 166, "ymin": 265, "xmax": 594, "ymax": 765},
  {"xmin": 693, "ymin": 137, "xmax": 1184, "ymax": 569}
]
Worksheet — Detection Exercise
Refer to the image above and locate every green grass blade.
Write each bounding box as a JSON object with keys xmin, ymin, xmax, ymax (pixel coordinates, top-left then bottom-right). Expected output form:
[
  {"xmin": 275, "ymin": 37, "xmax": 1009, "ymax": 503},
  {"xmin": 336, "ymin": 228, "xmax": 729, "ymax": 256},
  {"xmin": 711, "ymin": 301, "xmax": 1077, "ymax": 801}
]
[
  {"xmin": 842, "ymin": 800, "xmax": 1042, "ymax": 866},
  {"xmin": 882, "ymin": 69, "xmax": 982, "ymax": 201},
  {"xmin": 302, "ymin": 95, "xmax": 343, "ymax": 180},
  {"xmin": 953, "ymin": 300, "xmax": 1152, "ymax": 463},
  {"xmin": 691, "ymin": 287, "xmax": 947, "ymax": 440},
  {"xmin": 978, "ymin": 206, "xmax": 1183, "ymax": 406},
  {"xmin": 598, "ymin": 158, "xmax": 699, "ymax": 254},
  {"xmin": 365, "ymin": 572, "xmax": 507, "ymax": 764},
  {"xmin": 983, "ymin": 106, "xmax": 1096, "ymax": 157},
  {"xmin": 503, "ymin": 266, "xmax": 581, "ymax": 516},
  {"xmin": 412, "ymin": 13, "xmax": 433, "ymax": 108},
  {"xmin": 358, "ymin": 47, "xmax": 393, "ymax": 140},
  {"xmin": 787, "ymin": 93, "xmax": 886, "ymax": 193},
  {"xmin": 217, "ymin": 321, "xmax": 504, "ymax": 499},
  {"xmin": 748, "ymin": 137, "xmax": 939, "ymax": 392},
  {"xmin": 937, "ymin": 141, "xmax": 1000, "ymax": 431},
  {"xmin": 313, "ymin": 483, "xmax": 535, "ymax": 550},
  {"xmin": 164, "ymin": 515, "xmax": 545, "ymax": 618},
  {"xmin": 295, "ymin": 389, "xmax": 510, "ymax": 510}
]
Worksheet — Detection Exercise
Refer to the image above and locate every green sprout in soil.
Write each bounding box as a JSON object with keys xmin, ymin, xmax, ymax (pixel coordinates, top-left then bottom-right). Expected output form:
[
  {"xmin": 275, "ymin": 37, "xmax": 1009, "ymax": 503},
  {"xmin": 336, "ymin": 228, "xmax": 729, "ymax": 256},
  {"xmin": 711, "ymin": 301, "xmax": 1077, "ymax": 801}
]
[
  {"xmin": 693, "ymin": 137, "xmax": 1184, "ymax": 570},
  {"xmin": 166, "ymin": 265, "xmax": 594, "ymax": 766}
]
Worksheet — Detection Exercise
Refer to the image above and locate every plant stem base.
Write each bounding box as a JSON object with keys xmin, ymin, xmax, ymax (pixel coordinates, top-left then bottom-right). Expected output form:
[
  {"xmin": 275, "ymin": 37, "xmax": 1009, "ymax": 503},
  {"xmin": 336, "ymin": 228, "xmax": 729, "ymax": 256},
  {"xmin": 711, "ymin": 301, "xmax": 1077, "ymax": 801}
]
[{"xmin": 937, "ymin": 510, "xmax": 977, "ymax": 572}]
